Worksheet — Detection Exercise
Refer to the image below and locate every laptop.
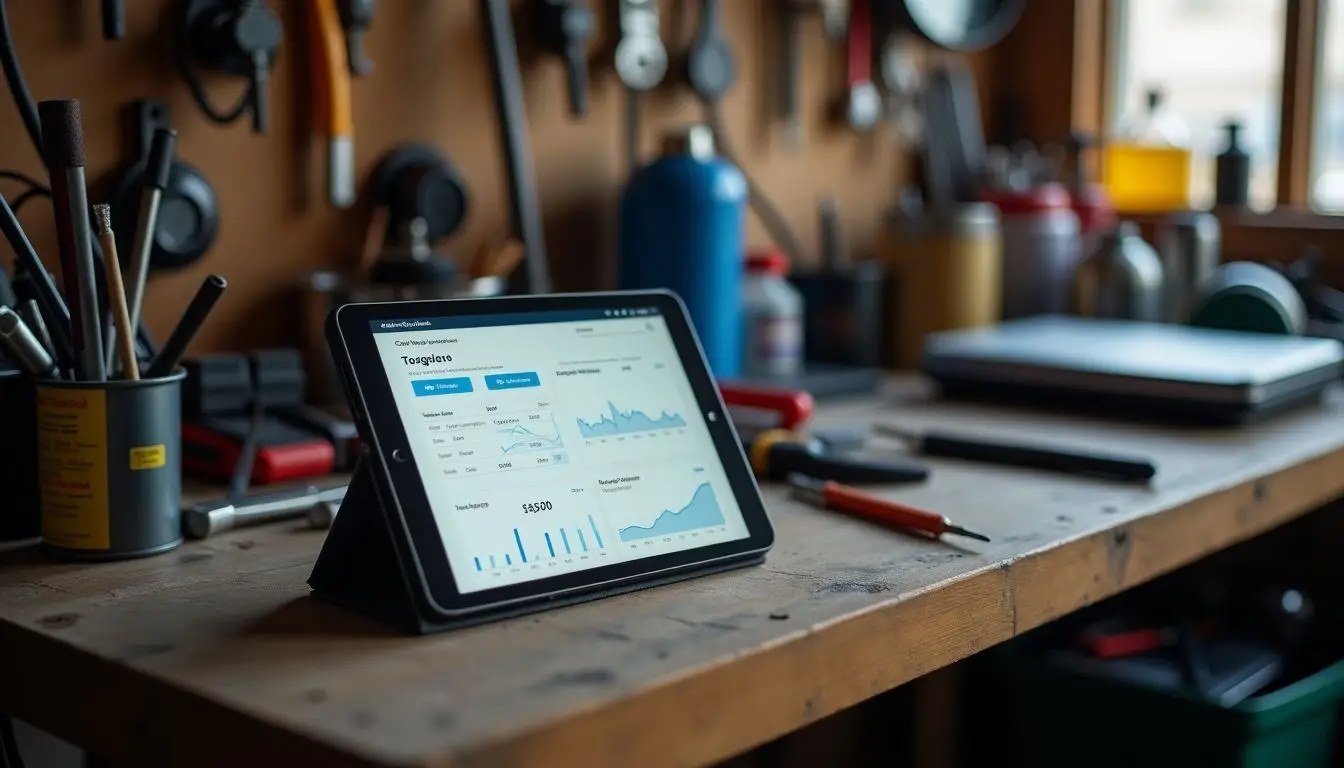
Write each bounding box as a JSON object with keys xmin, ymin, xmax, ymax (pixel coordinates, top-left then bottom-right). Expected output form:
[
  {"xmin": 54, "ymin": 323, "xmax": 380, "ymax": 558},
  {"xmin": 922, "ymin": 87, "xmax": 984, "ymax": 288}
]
[{"xmin": 923, "ymin": 316, "xmax": 1344, "ymax": 424}]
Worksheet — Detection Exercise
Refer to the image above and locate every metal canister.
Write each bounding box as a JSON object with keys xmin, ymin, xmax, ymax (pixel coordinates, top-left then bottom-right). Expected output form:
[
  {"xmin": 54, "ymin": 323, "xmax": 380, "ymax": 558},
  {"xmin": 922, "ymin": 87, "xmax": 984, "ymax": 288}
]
[
  {"xmin": 619, "ymin": 125, "xmax": 749, "ymax": 377},
  {"xmin": 887, "ymin": 202, "xmax": 1002, "ymax": 368},
  {"xmin": 36, "ymin": 371, "xmax": 185, "ymax": 560},
  {"xmin": 1157, "ymin": 211, "xmax": 1221, "ymax": 322},
  {"xmin": 980, "ymin": 183, "xmax": 1082, "ymax": 319},
  {"xmin": 1072, "ymin": 222, "xmax": 1164, "ymax": 321}
]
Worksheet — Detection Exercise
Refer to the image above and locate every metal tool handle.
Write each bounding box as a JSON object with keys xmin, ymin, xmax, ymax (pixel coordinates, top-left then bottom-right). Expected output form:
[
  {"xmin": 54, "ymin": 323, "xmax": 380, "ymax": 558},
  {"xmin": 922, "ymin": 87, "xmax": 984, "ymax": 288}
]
[
  {"xmin": 920, "ymin": 433, "xmax": 1157, "ymax": 482},
  {"xmin": 232, "ymin": 485, "xmax": 327, "ymax": 520}
]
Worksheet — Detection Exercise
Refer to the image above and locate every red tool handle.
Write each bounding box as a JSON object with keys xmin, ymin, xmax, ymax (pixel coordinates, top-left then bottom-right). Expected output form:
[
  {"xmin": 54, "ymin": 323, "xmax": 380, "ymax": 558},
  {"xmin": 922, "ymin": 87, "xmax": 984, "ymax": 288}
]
[
  {"xmin": 718, "ymin": 384, "xmax": 815, "ymax": 430},
  {"xmin": 847, "ymin": 0, "xmax": 873, "ymax": 87},
  {"xmin": 822, "ymin": 480, "xmax": 949, "ymax": 536}
]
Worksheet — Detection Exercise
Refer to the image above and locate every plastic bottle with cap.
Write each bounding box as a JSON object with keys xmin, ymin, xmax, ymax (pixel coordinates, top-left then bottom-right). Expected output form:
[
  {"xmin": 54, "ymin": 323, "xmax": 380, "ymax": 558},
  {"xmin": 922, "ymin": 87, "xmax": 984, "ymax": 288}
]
[
  {"xmin": 741, "ymin": 248, "xmax": 804, "ymax": 379},
  {"xmin": 1104, "ymin": 88, "xmax": 1194, "ymax": 212}
]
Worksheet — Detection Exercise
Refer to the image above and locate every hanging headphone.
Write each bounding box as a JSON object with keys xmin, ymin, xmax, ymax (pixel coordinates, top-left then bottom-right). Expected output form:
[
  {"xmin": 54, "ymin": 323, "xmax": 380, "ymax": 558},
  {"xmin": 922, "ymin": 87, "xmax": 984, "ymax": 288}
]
[{"xmin": 107, "ymin": 99, "xmax": 220, "ymax": 270}]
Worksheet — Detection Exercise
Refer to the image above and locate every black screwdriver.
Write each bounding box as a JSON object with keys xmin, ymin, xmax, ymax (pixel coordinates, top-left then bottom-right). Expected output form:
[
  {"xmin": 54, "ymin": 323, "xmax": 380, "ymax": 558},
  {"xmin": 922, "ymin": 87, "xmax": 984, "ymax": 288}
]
[{"xmin": 874, "ymin": 425, "xmax": 1157, "ymax": 483}]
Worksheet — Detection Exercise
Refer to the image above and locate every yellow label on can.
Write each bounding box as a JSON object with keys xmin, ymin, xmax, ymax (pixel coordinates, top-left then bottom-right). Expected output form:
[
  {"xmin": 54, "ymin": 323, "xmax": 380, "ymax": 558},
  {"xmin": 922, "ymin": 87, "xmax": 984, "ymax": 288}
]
[
  {"xmin": 129, "ymin": 445, "xmax": 166, "ymax": 471},
  {"xmin": 37, "ymin": 388, "xmax": 110, "ymax": 550}
]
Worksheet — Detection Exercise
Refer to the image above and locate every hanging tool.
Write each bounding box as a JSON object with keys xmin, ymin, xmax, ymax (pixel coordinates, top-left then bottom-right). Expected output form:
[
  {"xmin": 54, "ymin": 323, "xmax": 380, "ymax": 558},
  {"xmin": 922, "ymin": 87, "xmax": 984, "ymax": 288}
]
[
  {"xmin": 819, "ymin": 0, "xmax": 849, "ymax": 40},
  {"xmin": 777, "ymin": 0, "xmax": 804, "ymax": 148},
  {"xmin": 338, "ymin": 0, "xmax": 375, "ymax": 75},
  {"xmin": 179, "ymin": 0, "xmax": 282, "ymax": 134},
  {"xmin": 536, "ymin": 0, "xmax": 596, "ymax": 119},
  {"xmin": 842, "ymin": 0, "xmax": 879, "ymax": 131},
  {"xmin": 686, "ymin": 0, "xmax": 809, "ymax": 264},
  {"xmin": 102, "ymin": 0, "xmax": 126, "ymax": 40},
  {"xmin": 749, "ymin": 428, "xmax": 928, "ymax": 484},
  {"xmin": 873, "ymin": 425, "xmax": 1158, "ymax": 482},
  {"xmin": 481, "ymin": 0, "xmax": 551, "ymax": 294},
  {"xmin": 107, "ymin": 100, "xmax": 218, "ymax": 273},
  {"xmin": 614, "ymin": 0, "xmax": 668, "ymax": 169},
  {"xmin": 308, "ymin": 0, "xmax": 357, "ymax": 207},
  {"xmin": 788, "ymin": 474, "xmax": 990, "ymax": 541}
]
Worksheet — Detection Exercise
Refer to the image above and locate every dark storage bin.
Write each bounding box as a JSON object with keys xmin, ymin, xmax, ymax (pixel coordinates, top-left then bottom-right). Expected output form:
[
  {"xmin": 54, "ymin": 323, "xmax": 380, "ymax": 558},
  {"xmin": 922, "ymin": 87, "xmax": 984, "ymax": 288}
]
[{"xmin": 996, "ymin": 647, "xmax": 1344, "ymax": 768}]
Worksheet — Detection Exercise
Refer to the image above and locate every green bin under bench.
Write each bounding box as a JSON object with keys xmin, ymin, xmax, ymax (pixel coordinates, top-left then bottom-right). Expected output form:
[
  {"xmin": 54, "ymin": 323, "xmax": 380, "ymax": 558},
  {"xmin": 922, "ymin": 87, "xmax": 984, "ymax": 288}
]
[{"xmin": 994, "ymin": 649, "xmax": 1344, "ymax": 768}]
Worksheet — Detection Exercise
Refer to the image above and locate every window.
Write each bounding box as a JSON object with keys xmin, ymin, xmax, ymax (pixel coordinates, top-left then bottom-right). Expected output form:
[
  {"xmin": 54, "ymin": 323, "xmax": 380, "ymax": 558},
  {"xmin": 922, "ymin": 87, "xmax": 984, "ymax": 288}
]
[
  {"xmin": 1109, "ymin": 0, "xmax": 1288, "ymax": 211},
  {"xmin": 1312, "ymin": 1, "xmax": 1344, "ymax": 212}
]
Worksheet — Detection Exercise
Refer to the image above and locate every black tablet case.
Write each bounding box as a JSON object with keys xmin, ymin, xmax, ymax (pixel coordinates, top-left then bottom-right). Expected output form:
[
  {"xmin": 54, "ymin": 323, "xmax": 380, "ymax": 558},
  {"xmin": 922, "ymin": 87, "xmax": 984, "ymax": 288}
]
[{"xmin": 308, "ymin": 459, "xmax": 764, "ymax": 635}]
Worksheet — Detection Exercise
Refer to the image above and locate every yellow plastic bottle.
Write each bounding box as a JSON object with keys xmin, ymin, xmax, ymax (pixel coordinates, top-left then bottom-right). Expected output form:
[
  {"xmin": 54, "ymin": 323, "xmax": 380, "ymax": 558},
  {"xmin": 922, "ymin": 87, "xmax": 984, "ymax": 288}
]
[{"xmin": 1103, "ymin": 89, "xmax": 1194, "ymax": 212}]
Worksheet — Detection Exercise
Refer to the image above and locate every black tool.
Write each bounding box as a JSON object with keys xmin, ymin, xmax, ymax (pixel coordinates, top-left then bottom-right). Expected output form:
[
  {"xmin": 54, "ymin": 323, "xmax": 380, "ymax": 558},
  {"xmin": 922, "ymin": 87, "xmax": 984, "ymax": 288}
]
[
  {"xmin": 40, "ymin": 98, "xmax": 105, "ymax": 382},
  {"xmin": 102, "ymin": 0, "xmax": 126, "ymax": 40},
  {"xmin": 337, "ymin": 0, "xmax": 375, "ymax": 75},
  {"xmin": 686, "ymin": 0, "xmax": 809, "ymax": 265},
  {"xmin": 179, "ymin": 0, "xmax": 282, "ymax": 134},
  {"xmin": 231, "ymin": 349, "xmax": 306, "ymax": 499},
  {"xmin": 614, "ymin": 0, "xmax": 668, "ymax": 168},
  {"xmin": 874, "ymin": 425, "xmax": 1158, "ymax": 483},
  {"xmin": 749, "ymin": 428, "xmax": 929, "ymax": 484},
  {"xmin": 146, "ymin": 274, "xmax": 227, "ymax": 378},
  {"xmin": 481, "ymin": 0, "xmax": 551, "ymax": 293},
  {"xmin": 536, "ymin": 0, "xmax": 595, "ymax": 119},
  {"xmin": 0, "ymin": 191, "xmax": 75, "ymax": 369},
  {"xmin": 108, "ymin": 101, "xmax": 218, "ymax": 271},
  {"xmin": 0, "ymin": 260, "xmax": 15, "ymax": 309}
]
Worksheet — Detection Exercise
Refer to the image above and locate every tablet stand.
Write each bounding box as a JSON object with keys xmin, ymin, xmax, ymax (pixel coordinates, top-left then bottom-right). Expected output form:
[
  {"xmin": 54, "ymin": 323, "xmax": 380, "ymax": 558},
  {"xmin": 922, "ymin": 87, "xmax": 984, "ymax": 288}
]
[
  {"xmin": 309, "ymin": 459, "xmax": 768, "ymax": 634},
  {"xmin": 308, "ymin": 458, "xmax": 449, "ymax": 634}
]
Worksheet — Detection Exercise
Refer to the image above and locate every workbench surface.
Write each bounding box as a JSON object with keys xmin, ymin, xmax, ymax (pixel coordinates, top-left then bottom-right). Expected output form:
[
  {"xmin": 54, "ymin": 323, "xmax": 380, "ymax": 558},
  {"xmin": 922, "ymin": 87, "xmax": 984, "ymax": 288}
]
[{"xmin": 4, "ymin": 382, "xmax": 1344, "ymax": 768}]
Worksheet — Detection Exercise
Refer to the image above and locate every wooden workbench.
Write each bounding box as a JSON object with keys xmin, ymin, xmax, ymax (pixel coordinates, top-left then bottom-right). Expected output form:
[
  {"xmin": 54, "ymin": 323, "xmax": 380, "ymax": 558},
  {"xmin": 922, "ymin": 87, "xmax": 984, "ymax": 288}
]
[{"xmin": 4, "ymin": 382, "xmax": 1344, "ymax": 768}]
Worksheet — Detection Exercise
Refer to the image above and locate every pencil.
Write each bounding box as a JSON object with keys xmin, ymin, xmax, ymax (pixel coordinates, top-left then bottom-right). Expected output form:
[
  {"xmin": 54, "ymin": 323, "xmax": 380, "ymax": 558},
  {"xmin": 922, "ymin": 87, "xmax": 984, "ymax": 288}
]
[{"xmin": 93, "ymin": 204, "xmax": 138, "ymax": 380}]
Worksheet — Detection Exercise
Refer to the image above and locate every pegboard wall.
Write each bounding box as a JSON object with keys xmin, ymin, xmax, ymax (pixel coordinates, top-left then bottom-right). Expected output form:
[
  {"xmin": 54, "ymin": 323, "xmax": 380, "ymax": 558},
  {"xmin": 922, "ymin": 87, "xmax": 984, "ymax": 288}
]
[{"xmin": 0, "ymin": 1, "xmax": 987, "ymax": 353}]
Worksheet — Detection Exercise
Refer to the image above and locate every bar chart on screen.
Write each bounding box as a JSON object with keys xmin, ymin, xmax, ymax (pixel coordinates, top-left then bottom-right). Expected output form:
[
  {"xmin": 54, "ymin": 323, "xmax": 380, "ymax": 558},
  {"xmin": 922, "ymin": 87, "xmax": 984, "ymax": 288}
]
[{"xmin": 446, "ymin": 483, "xmax": 618, "ymax": 591}]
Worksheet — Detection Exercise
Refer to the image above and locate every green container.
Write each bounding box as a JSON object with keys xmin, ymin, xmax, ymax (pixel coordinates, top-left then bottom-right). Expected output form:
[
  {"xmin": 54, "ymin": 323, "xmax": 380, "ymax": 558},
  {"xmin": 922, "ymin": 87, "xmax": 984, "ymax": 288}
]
[{"xmin": 997, "ymin": 649, "xmax": 1344, "ymax": 768}]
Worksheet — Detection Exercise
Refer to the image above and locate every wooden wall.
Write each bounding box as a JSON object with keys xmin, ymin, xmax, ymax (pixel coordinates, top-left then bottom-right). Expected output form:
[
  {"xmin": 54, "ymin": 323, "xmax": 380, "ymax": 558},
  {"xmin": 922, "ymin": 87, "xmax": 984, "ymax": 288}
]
[{"xmin": 0, "ymin": 1, "xmax": 948, "ymax": 353}]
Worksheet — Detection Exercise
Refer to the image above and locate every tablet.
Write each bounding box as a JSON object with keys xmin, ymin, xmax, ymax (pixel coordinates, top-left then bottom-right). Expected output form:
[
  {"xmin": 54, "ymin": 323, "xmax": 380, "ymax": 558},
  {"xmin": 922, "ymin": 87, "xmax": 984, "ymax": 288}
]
[{"xmin": 326, "ymin": 291, "xmax": 774, "ymax": 619}]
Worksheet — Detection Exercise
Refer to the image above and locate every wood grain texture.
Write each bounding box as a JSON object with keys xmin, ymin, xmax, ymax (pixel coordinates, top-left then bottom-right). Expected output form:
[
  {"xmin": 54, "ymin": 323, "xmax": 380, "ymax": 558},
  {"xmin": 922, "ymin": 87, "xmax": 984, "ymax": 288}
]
[
  {"xmin": 0, "ymin": 1, "xmax": 956, "ymax": 354},
  {"xmin": 1276, "ymin": 0, "xmax": 1325, "ymax": 206},
  {"xmin": 4, "ymin": 384, "xmax": 1344, "ymax": 767}
]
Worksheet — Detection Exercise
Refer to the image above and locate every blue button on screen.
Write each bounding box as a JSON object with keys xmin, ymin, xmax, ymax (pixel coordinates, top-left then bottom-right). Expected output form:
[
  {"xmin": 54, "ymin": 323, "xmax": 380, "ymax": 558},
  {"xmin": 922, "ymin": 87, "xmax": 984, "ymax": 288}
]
[
  {"xmin": 413, "ymin": 377, "xmax": 474, "ymax": 397},
  {"xmin": 484, "ymin": 371, "xmax": 541, "ymax": 390}
]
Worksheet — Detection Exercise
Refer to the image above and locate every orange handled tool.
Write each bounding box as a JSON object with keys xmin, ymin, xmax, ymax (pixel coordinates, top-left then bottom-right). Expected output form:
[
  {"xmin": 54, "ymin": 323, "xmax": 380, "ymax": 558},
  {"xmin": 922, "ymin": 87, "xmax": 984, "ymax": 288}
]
[
  {"xmin": 307, "ymin": 0, "xmax": 355, "ymax": 207},
  {"xmin": 787, "ymin": 474, "xmax": 990, "ymax": 542}
]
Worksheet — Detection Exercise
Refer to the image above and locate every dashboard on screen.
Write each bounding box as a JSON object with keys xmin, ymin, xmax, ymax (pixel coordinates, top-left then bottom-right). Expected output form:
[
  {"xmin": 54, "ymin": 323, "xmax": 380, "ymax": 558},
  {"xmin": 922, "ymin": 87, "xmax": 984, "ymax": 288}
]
[{"xmin": 370, "ymin": 307, "xmax": 751, "ymax": 594}]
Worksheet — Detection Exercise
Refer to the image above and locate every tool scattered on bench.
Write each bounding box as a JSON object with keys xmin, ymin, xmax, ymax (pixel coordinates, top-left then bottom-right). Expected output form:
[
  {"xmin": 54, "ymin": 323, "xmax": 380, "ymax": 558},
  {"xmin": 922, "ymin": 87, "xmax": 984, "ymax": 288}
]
[
  {"xmin": 184, "ymin": 484, "xmax": 347, "ymax": 539},
  {"xmin": 788, "ymin": 473, "xmax": 989, "ymax": 542},
  {"xmin": 873, "ymin": 424, "xmax": 1157, "ymax": 483},
  {"xmin": 750, "ymin": 428, "xmax": 928, "ymax": 484}
]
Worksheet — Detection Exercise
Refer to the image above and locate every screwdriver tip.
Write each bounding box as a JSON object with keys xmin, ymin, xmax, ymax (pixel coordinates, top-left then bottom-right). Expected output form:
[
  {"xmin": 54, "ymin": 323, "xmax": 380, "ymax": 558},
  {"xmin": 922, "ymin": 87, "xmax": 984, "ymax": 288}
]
[{"xmin": 945, "ymin": 525, "xmax": 991, "ymax": 543}]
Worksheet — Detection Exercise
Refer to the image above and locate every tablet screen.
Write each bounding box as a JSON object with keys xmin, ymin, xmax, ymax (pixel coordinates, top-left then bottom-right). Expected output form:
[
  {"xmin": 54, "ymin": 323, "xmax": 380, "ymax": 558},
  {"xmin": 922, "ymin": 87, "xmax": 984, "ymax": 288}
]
[{"xmin": 371, "ymin": 306, "xmax": 752, "ymax": 593}]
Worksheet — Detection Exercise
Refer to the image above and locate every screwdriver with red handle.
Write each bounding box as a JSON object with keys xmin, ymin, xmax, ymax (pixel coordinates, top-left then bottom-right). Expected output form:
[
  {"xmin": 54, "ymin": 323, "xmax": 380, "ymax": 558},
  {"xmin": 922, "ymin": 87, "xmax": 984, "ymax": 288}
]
[{"xmin": 787, "ymin": 473, "xmax": 990, "ymax": 542}]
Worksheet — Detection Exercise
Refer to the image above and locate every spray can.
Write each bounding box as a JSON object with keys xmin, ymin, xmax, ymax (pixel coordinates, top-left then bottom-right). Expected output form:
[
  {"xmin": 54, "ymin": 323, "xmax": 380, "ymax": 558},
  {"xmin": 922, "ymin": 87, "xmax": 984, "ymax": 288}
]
[{"xmin": 619, "ymin": 125, "xmax": 749, "ymax": 377}]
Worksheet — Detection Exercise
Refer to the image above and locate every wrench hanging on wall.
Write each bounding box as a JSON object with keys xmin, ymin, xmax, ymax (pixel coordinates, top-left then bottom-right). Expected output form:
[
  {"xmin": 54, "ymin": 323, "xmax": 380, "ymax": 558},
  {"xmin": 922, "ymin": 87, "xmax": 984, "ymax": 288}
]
[
  {"xmin": 843, "ymin": 0, "xmax": 880, "ymax": 132},
  {"xmin": 536, "ymin": 0, "xmax": 596, "ymax": 119},
  {"xmin": 614, "ymin": 0, "xmax": 668, "ymax": 170},
  {"xmin": 686, "ymin": 0, "xmax": 808, "ymax": 265}
]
